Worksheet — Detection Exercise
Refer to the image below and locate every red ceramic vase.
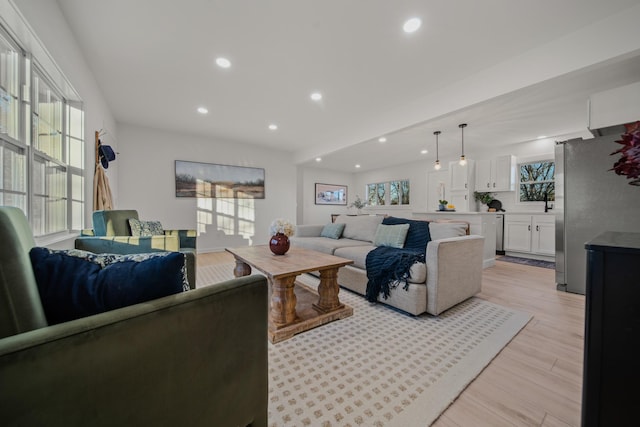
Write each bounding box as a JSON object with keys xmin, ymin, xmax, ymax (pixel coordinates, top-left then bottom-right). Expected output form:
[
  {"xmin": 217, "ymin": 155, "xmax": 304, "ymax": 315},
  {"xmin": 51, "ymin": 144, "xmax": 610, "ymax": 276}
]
[{"xmin": 269, "ymin": 233, "xmax": 290, "ymax": 255}]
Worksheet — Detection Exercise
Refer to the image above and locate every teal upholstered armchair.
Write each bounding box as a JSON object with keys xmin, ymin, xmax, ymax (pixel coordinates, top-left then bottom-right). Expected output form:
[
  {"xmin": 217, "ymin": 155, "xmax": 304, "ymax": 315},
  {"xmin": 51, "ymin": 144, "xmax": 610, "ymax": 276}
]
[
  {"xmin": 0, "ymin": 206, "xmax": 268, "ymax": 426},
  {"xmin": 75, "ymin": 210, "xmax": 198, "ymax": 287}
]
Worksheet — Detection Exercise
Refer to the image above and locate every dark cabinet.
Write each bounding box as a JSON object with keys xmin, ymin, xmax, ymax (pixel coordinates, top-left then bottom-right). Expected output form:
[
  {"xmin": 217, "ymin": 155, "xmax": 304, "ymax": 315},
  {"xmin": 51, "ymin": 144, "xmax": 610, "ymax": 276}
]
[{"xmin": 583, "ymin": 232, "xmax": 640, "ymax": 427}]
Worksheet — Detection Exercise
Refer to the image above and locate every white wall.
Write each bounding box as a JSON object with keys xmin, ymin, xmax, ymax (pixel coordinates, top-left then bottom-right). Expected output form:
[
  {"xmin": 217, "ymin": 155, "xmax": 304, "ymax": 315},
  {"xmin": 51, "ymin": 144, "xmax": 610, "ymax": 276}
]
[
  {"xmin": 117, "ymin": 124, "xmax": 296, "ymax": 253},
  {"xmin": 297, "ymin": 167, "xmax": 355, "ymax": 225},
  {"xmin": 7, "ymin": 0, "xmax": 118, "ymax": 227}
]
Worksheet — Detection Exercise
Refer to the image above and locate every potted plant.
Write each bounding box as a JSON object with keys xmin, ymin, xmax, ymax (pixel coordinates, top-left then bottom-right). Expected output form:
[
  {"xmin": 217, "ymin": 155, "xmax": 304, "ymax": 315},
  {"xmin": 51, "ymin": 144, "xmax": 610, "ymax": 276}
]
[
  {"xmin": 438, "ymin": 199, "xmax": 448, "ymax": 211},
  {"xmin": 349, "ymin": 195, "xmax": 367, "ymax": 214},
  {"xmin": 474, "ymin": 192, "xmax": 495, "ymax": 210}
]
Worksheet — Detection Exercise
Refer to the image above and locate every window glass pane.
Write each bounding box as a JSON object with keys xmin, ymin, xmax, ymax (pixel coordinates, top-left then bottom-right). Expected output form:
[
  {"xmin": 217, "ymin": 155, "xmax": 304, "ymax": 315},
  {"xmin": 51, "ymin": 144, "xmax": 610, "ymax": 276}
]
[
  {"xmin": 71, "ymin": 200, "xmax": 83, "ymax": 230},
  {"xmin": 68, "ymin": 136, "xmax": 83, "ymax": 168},
  {"xmin": 519, "ymin": 182, "xmax": 555, "ymax": 202},
  {"xmin": 401, "ymin": 180, "xmax": 410, "ymax": 204},
  {"xmin": 376, "ymin": 183, "xmax": 385, "ymax": 205},
  {"xmin": 520, "ymin": 161, "xmax": 555, "ymax": 182},
  {"xmin": 390, "ymin": 181, "xmax": 399, "ymax": 205},
  {"xmin": 32, "ymin": 155, "xmax": 67, "ymax": 236},
  {"xmin": 33, "ymin": 73, "xmax": 63, "ymax": 161},
  {"xmin": 67, "ymin": 103, "xmax": 83, "ymax": 139},
  {"xmin": 3, "ymin": 142, "xmax": 26, "ymax": 192},
  {"xmin": 519, "ymin": 161, "xmax": 555, "ymax": 202},
  {"xmin": 71, "ymin": 172, "xmax": 83, "ymax": 200},
  {"xmin": 366, "ymin": 183, "xmax": 377, "ymax": 206},
  {"xmin": 0, "ymin": 34, "xmax": 20, "ymax": 140}
]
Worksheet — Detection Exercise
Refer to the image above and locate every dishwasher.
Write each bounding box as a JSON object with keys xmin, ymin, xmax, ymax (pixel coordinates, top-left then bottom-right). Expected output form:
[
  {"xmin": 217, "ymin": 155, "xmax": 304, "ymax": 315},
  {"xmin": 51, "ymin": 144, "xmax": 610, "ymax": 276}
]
[{"xmin": 496, "ymin": 213, "xmax": 505, "ymax": 255}]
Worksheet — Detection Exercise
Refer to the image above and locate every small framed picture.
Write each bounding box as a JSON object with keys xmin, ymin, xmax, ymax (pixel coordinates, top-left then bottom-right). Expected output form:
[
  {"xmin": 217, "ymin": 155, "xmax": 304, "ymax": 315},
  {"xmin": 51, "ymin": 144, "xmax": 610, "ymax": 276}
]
[{"xmin": 315, "ymin": 183, "xmax": 347, "ymax": 205}]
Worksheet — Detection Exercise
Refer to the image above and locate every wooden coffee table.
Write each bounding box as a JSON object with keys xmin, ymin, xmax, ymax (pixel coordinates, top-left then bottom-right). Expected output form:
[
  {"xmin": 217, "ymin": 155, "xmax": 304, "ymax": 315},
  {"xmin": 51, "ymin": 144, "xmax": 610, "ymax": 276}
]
[{"xmin": 225, "ymin": 245, "xmax": 354, "ymax": 343}]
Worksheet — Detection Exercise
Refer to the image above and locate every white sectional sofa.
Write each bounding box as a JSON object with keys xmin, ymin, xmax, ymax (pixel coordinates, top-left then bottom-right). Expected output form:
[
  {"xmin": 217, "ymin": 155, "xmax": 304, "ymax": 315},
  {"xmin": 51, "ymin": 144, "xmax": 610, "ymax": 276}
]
[{"xmin": 290, "ymin": 215, "xmax": 484, "ymax": 316}]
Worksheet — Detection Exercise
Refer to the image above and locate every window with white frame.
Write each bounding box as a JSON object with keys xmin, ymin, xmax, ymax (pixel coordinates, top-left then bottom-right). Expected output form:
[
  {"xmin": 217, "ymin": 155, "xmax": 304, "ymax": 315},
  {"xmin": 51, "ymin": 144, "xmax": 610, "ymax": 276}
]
[
  {"xmin": 366, "ymin": 179, "xmax": 410, "ymax": 206},
  {"xmin": 518, "ymin": 160, "xmax": 555, "ymax": 202},
  {"xmin": 0, "ymin": 26, "xmax": 84, "ymax": 237}
]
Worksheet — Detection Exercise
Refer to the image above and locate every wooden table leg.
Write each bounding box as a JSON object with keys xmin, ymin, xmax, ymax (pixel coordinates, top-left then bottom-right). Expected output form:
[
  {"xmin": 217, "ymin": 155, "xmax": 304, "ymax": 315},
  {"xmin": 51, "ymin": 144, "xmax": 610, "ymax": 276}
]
[
  {"xmin": 313, "ymin": 267, "xmax": 344, "ymax": 313},
  {"xmin": 233, "ymin": 257, "xmax": 252, "ymax": 277},
  {"xmin": 270, "ymin": 275, "xmax": 298, "ymax": 326}
]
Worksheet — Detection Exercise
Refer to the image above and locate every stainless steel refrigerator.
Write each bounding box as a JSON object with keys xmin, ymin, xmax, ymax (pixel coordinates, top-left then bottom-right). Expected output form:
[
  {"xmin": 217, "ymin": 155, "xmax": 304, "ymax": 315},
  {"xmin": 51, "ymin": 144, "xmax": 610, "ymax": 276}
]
[{"xmin": 555, "ymin": 126, "xmax": 640, "ymax": 294}]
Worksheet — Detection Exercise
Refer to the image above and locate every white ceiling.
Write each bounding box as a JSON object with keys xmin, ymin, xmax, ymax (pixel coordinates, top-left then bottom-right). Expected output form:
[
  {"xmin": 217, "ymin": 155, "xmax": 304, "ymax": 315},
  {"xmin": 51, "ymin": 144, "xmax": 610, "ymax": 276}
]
[{"xmin": 56, "ymin": 0, "xmax": 640, "ymax": 172}]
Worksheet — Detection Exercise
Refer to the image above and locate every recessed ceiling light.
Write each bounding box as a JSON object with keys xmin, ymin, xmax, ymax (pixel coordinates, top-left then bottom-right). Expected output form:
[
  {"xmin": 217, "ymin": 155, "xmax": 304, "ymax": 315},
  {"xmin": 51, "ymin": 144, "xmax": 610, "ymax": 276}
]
[
  {"xmin": 216, "ymin": 57, "xmax": 231, "ymax": 68},
  {"xmin": 403, "ymin": 17, "xmax": 422, "ymax": 33},
  {"xmin": 310, "ymin": 92, "xmax": 323, "ymax": 101},
  {"xmin": 421, "ymin": 149, "xmax": 428, "ymax": 154},
  {"xmin": 315, "ymin": 157, "xmax": 322, "ymax": 162},
  {"xmin": 355, "ymin": 164, "xmax": 361, "ymax": 168},
  {"xmin": 378, "ymin": 137, "xmax": 387, "ymax": 143},
  {"xmin": 268, "ymin": 124, "xmax": 278, "ymax": 131},
  {"xmin": 197, "ymin": 107, "xmax": 208, "ymax": 114},
  {"xmin": 537, "ymin": 135, "xmax": 547, "ymax": 139}
]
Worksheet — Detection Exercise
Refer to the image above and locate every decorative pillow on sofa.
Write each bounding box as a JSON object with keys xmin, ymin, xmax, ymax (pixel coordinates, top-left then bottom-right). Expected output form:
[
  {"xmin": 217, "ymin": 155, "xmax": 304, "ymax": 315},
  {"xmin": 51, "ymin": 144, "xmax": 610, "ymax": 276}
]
[
  {"xmin": 29, "ymin": 248, "xmax": 188, "ymax": 325},
  {"xmin": 320, "ymin": 223, "xmax": 346, "ymax": 239},
  {"xmin": 382, "ymin": 217, "xmax": 431, "ymax": 251},
  {"xmin": 128, "ymin": 218, "xmax": 164, "ymax": 236},
  {"xmin": 373, "ymin": 224, "xmax": 410, "ymax": 248}
]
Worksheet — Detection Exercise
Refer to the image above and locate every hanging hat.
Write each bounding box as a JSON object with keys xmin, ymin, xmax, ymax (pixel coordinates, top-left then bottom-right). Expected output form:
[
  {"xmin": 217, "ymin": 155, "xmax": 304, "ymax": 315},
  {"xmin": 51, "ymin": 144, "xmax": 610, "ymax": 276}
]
[{"xmin": 99, "ymin": 143, "xmax": 116, "ymax": 169}]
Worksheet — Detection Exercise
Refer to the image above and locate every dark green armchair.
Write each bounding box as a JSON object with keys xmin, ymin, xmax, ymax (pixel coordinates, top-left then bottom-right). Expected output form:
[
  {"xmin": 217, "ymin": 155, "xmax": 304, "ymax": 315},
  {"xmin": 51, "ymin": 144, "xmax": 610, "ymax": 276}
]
[
  {"xmin": 75, "ymin": 210, "xmax": 197, "ymax": 287},
  {"xmin": 0, "ymin": 206, "xmax": 268, "ymax": 426}
]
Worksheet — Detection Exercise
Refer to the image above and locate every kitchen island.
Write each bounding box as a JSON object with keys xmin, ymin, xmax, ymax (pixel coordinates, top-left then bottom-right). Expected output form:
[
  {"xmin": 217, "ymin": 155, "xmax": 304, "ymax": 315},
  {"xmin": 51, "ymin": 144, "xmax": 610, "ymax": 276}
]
[{"xmin": 413, "ymin": 211, "xmax": 497, "ymax": 268}]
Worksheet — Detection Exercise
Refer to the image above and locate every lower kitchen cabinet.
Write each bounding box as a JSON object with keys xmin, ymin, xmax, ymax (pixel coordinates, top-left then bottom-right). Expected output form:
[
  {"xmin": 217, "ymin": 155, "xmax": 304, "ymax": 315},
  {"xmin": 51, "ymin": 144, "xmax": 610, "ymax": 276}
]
[{"xmin": 504, "ymin": 214, "xmax": 555, "ymax": 256}]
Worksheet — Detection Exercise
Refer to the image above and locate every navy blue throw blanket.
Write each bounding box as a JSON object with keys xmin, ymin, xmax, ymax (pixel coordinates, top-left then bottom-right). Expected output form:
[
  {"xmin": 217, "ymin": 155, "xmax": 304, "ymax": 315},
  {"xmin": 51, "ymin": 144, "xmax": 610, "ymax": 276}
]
[{"xmin": 365, "ymin": 217, "xmax": 431, "ymax": 302}]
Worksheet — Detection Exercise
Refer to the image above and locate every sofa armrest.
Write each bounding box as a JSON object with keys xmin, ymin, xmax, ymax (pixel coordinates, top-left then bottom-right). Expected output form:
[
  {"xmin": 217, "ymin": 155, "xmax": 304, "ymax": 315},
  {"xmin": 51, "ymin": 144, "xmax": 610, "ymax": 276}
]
[
  {"xmin": 75, "ymin": 235, "xmax": 181, "ymax": 252},
  {"xmin": 294, "ymin": 224, "xmax": 324, "ymax": 237},
  {"xmin": 425, "ymin": 235, "xmax": 484, "ymax": 315},
  {"xmin": 165, "ymin": 229, "xmax": 197, "ymax": 250},
  {"xmin": 0, "ymin": 275, "xmax": 268, "ymax": 427}
]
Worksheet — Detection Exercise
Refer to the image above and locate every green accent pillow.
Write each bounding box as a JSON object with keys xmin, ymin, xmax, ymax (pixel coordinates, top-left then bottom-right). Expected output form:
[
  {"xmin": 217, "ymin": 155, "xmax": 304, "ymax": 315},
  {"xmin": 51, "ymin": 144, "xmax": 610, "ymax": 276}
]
[
  {"xmin": 320, "ymin": 223, "xmax": 346, "ymax": 239},
  {"xmin": 128, "ymin": 218, "xmax": 164, "ymax": 236},
  {"xmin": 373, "ymin": 223, "xmax": 410, "ymax": 248}
]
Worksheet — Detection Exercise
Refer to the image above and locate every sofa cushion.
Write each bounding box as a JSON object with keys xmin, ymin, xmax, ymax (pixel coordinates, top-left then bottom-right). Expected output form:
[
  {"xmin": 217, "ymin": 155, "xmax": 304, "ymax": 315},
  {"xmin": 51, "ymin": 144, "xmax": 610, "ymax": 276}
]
[
  {"xmin": 382, "ymin": 217, "xmax": 431, "ymax": 251},
  {"xmin": 320, "ymin": 222, "xmax": 345, "ymax": 239},
  {"xmin": 335, "ymin": 215, "xmax": 384, "ymax": 243},
  {"xmin": 290, "ymin": 236, "xmax": 371, "ymax": 255},
  {"xmin": 29, "ymin": 248, "xmax": 188, "ymax": 325},
  {"xmin": 429, "ymin": 222, "xmax": 468, "ymax": 240},
  {"xmin": 129, "ymin": 218, "xmax": 165, "ymax": 236},
  {"xmin": 334, "ymin": 245, "xmax": 375, "ymax": 269},
  {"xmin": 373, "ymin": 224, "xmax": 410, "ymax": 248}
]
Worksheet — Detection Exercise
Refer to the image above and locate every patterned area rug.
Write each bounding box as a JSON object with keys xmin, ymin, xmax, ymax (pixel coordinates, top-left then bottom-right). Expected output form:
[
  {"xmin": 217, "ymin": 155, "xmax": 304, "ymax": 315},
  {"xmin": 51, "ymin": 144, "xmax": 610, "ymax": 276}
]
[
  {"xmin": 198, "ymin": 264, "xmax": 532, "ymax": 427},
  {"xmin": 497, "ymin": 255, "xmax": 556, "ymax": 269}
]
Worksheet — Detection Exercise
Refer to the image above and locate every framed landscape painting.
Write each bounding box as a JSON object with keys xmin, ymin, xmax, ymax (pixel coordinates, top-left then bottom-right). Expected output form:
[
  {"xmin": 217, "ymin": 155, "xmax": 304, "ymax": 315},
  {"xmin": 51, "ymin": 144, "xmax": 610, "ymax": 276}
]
[
  {"xmin": 175, "ymin": 160, "xmax": 265, "ymax": 199},
  {"xmin": 315, "ymin": 183, "xmax": 347, "ymax": 205}
]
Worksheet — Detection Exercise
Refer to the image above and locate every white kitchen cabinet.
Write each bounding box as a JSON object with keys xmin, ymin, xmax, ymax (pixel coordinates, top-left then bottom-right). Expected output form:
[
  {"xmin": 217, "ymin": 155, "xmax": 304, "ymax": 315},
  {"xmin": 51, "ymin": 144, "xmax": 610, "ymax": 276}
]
[
  {"xmin": 532, "ymin": 215, "xmax": 555, "ymax": 255},
  {"xmin": 504, "ymin": 214, "xmax": 555, "ymax": 256},
  {"xmin": 475, "ymin": 155, "xmax": 516, "ymax": 191},
  {"xmin": 449, "ymin": 191, "xmax": 471, "ymax": 212},
  {"xmin": 449, "ymin": 160, "xmax": 475, "ymax": 212},
  {"xmin": 450, "ymin": 160, "xmax": 474, "ymax": 191}
]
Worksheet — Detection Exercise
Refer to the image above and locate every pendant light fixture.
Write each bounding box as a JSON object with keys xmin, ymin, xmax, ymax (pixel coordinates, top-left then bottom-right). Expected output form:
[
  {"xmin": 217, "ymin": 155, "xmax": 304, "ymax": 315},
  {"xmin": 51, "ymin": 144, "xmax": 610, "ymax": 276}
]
[
  {"xmin": 458, "ymin": 123, "xmax": 467, "ymax": 166},
  {"xmin": 433, "ymin": 130, "xmax": 442, "ymax": 170}
]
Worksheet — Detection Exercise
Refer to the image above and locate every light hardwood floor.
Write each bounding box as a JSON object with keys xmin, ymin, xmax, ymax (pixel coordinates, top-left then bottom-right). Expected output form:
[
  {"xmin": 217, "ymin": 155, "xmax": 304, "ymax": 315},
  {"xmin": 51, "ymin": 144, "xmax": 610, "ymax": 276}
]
[{"xmin": 198, "ymin": 252, "xmax": 585, "ymax": 427}]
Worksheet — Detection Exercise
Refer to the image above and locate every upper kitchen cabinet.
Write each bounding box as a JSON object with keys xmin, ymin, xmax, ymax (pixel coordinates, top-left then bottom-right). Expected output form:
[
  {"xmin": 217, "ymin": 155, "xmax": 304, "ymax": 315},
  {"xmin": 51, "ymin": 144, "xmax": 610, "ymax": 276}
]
[
  {"xmin": 475, "ymin": 155, "xmax": 516, "ymax": 192},
  {"xmin": 449, "ymin": 160, "xmax": 475, "ymax": 212},
  {"xmin": 450, "ymin": 160, "xmax": 475, "ymax": 191}
]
